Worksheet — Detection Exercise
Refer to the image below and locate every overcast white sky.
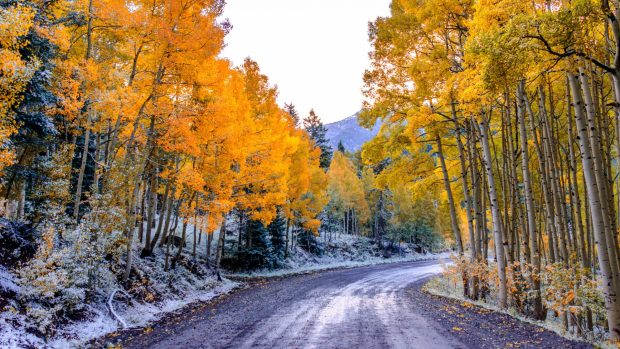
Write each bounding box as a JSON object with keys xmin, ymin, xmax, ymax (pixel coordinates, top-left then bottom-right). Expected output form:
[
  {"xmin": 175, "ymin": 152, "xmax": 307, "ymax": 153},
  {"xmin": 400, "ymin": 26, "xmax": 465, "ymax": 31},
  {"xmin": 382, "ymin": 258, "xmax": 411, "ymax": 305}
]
[{"xmin": 220, "ymin": 0, "xmax": 392, "ymax": 124}]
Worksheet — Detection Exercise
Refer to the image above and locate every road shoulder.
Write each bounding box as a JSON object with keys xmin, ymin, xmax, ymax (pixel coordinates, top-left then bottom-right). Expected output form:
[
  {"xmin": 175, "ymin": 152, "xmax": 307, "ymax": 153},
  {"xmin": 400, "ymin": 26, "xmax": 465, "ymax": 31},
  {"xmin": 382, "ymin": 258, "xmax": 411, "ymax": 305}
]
[{"xmin": 409, "ymin": 278, "xmax": 592, "ymax": 349}]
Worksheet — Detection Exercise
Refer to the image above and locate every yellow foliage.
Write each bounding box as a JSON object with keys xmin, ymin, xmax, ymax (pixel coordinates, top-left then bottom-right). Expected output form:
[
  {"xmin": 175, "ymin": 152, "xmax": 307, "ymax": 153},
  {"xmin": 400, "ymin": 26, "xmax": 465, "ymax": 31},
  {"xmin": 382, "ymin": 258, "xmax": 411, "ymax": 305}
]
[{"xmin": 0, "ymin": 4, "xmax": 39, "ymax": 170}]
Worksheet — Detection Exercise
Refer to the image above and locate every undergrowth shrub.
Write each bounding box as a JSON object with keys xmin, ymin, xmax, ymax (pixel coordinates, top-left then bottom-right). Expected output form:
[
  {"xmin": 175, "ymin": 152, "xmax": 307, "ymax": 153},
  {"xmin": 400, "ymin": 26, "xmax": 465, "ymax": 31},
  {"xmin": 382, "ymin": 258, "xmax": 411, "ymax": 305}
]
[{"xmin": 439, "ymin": 254, "xmax": 607, "ymax": 339}]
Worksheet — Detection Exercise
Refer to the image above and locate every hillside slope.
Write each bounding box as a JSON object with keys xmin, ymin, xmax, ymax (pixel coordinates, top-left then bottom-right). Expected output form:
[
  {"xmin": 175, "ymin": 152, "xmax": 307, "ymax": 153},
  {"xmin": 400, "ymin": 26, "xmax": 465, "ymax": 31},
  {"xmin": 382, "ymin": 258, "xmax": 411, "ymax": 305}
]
[{"xmin": 325, "ymin": 113, "xmax": 381, "ymax": 152}]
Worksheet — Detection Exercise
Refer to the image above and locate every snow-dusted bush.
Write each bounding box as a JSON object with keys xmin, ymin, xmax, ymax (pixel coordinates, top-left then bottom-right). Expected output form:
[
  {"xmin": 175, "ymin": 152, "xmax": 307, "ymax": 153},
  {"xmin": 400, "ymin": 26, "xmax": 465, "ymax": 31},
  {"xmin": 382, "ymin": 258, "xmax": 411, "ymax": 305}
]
[
  {"xmin": 17, "ymin": 219, "xmax": 125, "ymax": 336},
  {"xmin": 17, "ymin": 225, "xmax": 81, "ymax": 336},
  {"xmin": 16, "ymin": 147, "xmax": 126, "ymax": 336}
]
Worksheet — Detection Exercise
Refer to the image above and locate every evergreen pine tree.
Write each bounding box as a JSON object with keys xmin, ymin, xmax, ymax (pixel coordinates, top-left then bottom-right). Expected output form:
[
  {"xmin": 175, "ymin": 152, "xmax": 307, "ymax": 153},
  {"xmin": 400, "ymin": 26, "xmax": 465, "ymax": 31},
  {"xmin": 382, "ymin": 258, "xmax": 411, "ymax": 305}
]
[
  {"xmin": 268, "ymin": 214, "xmax": 286, "ymax": 267},
  {"xmin": 337, "ymin": 140, "xmax": 345, "ymax": 153},
  {"xmin": 222, "ymin": 218, "xmax": 276, "ymax": 271},
  {"xmin": 297, "ymin": 229, "xmax": 324, "ymax": 256},
  {"xmin": 284, "ymin": 103, "xmax": 300, "ymax": 127},
  {"xmin": 2, "ymin": 0, "xmax": 62, "ymax": 217},
  {"xmin": 243, "ymin": 219, "xmax": 273, "ymax": 270},
  {"xmin": 303, "ymin": 109, "xmax": 332, "ymax": 170}
]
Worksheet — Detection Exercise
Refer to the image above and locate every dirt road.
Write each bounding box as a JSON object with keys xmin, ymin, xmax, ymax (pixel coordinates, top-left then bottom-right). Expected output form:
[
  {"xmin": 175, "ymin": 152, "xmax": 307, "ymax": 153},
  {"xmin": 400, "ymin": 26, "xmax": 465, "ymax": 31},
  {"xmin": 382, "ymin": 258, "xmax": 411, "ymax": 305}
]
[{"xmin": 103, "ymin": 260, "xmax": 590, "ymax": 349}]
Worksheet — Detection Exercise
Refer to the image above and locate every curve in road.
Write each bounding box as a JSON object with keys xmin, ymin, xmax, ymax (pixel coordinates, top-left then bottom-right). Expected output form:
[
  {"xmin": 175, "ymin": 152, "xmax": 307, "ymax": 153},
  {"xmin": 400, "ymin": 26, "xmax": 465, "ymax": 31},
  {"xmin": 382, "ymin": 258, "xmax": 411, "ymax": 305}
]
[{"xmin": 115, "ymin": 260, "xmax": 589, "ymax": 349}]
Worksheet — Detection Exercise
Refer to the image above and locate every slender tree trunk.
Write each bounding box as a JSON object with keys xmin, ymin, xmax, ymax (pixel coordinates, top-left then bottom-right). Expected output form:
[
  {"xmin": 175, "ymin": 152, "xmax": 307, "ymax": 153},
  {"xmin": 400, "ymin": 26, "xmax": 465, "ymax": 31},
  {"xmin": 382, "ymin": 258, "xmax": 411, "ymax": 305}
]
[
  {"xmin": 569, "ymin": 72, "xmax": 620, "ymax": 339},
  {"xmin": 524, "ymin": 91, "xmax": 557, "ymax": 263},
  {"xmin": 517, "ymin": 81, "xmax": 544, "ymax": 319},
  {"xmin": 454, "ymin": 115, "xmax": 476, "ymax": 259},
  {"xmin": 172, "ymin": 193, "xmax": 196, "ymax": 267},
  {"xmin": 85, "ymin": 0, "xmax": 94, "ymax": 60},
  {"xmin": 73, "ymin": 112, "xmax": 91, "ymax": 222},
  {"xmin": 579, "ymin": 68, "xmax": 620, "ymax": 294},
  {"xmin": 478, "ymin": 115, "xmax": 508, "ymax": 309},
  {"xmin": 122, "ymin": 182, "xmax": 140, "ymax": 283},
  {"xmin": 238, "ymin": 211, "xmax": 244, "ymax": 251},
  {"xmin": 160, "ymin": 186, "xmax": 180, "ymax": 248},
  {"xmin": 93, "ymin": 133, "xmax": 101, "ymax": 194},
  {"xmin": 206, "ymin": 228, "xmax": 213, "ymax": 268},
  {"xmin": 539, "ymin": 86, "xmax": 569, "ymax": 262},
  {"xmin": 216, "ymin": 215, "xmax": 227, "ymax": 269},
  {"xmin": 151, "ymin": 180, "xmax": 170, "ymax": 250},
  {"xmin": 285, "ymin": 218, "xmax": 290, "ymax": 258},
  {"xmin": 172, "ymin": 220, "xmax": 188, "ymax": 269},
  {"xmin": 437, "ymin": 135, "xmax": 464, "ymax": 255},
  {"xmin": 164, "ymin": 217, "xmax": 174, "ymax": 271},
  {"xmin": 566, "ymin": 79, "xmax": 588, "ymax": 269},
  {"xmin": 192, "ymin": 214, "xmax": 198, "ymax": 258},
  {"xmin": 142, "ymin": 172, "xmax": 157, "ymax": 257},
  {"xmin": 469, "ymin": 124, "xmax": 483, "ymax": 261},
  {"xmin": 73, "ymin": 0, "xmax": 94, "ymax": 222},
  {"xmin": 137, "ymin": 184, "xmax": 145, "ymax": 243}
]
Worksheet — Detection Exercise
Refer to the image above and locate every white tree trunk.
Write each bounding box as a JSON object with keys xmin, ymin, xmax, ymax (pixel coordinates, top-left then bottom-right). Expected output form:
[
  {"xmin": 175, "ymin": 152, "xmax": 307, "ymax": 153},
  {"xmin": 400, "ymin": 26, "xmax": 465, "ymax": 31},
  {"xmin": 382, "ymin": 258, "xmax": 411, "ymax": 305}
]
[
  {"xmin": 478, "ymin": 116, "xmax": 507, "ymax": 308},
  {"xmin": 436, "ymin": 135, "xmax": 464, "ymax": 254},
  {"xmin": 516, "ymin": 81, "xmax": 543, "ymax": 318},
  {"xmin": 569, "ymin": 72, "xmax": 620, "ymax": 338}
]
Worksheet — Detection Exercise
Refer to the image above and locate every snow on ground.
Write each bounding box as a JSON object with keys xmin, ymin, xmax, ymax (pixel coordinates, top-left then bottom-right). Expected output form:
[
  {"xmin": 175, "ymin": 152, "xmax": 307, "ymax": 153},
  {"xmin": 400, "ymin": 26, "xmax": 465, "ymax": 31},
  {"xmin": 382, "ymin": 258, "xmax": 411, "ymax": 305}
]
[
  {"xmin": 0, "ymin": 226, "xmax": 450, "ymax": 349},
  {"xmin": 0, "ymin": 270, "xmax": 238, "ymax": 349},
  {"xmin": 0, "ymin": 266, "xmax": 19, "ymax": 294},
  {"xmin": 229, "ymin": 233, "xmax": 451, "ymax": 278},
  {"xmin": 0, "ymin": 223, "xmax": 238, "ymax": 349},
  {"xmin": 0, "ymin": 316, "xmax": 42, "ymax": 349},
  {"xmin": 0, "ymin": 274, "xmax": 239, "ymax": 349},
  {"xmin": 48, "ymin": 280, "xmax": 239, "ymax": 348},
  {"xmin": 230, "ymin": 251, "xmax": 451, "ymax": 279}
]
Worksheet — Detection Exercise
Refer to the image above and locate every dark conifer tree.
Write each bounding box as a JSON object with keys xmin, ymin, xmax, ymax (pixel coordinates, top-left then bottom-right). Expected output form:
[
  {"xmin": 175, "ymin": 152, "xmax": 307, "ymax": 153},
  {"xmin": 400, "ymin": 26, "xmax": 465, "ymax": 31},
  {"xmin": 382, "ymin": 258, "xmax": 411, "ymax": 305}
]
[
  {"xmin": 337, "ymin": 140, "xmax": 345, "ymax": 153},
  {"xmin": 297, "ymin": 229, "xmax": 323, "ymax": 256},
  {"xmin": 2, "ymin": 0, "xmax": 63, "ymax": 219},
  {"xmin": 268, "ymin": 213, "xmax": 286, "ymax": 267},
  {"xmin": 284, "ymin": 103, "xmax": 300, "ymax": 127},
  {"xmin": 303, "ymin": 109, "xmax": 332, "ymax": 170},
  {"xmin": 223, "ymin": 219, "xmax": 274, "ymax": 271}
]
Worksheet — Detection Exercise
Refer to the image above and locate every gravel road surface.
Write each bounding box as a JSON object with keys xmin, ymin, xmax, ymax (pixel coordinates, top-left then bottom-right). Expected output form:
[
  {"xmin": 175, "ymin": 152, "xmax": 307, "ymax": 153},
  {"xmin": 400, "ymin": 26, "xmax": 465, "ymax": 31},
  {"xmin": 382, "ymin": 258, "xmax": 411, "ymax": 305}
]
[{"xmin": 96, "ymin": 260, "xmax": 590, "ymax": 349}]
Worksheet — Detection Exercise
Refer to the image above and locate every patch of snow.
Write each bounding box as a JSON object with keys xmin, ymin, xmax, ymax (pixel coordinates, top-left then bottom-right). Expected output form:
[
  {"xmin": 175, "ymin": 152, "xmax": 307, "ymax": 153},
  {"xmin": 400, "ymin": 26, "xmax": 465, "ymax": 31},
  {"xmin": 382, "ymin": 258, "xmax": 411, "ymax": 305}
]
[
  {"xmin": 230, "ymin": 252, "xmax": 451, "ymax": 279},
  {"xmin": 46, "ymin": 275, "xmax": 238, "ymax": 348},
  {"xmin": 0, "ymin": 219, "xmax": 237, "ymax": 349},
  {"xmin": 116, "ymin": 279, "xmax": 238, "ymax": 330},
  {"xmin": 0, "ymin": 266, "xmax": 20, "ymax": 293},
  {"xmin": 2, "ymin": 279, "xmax": 240, "ymax": 349},
  {"xmin": 0, "ymin": 313, "xmax": 44, "ymax": 349},
  {"xmin": 228, "ymin": 232, "xmax": 451, "ymax": 279}
]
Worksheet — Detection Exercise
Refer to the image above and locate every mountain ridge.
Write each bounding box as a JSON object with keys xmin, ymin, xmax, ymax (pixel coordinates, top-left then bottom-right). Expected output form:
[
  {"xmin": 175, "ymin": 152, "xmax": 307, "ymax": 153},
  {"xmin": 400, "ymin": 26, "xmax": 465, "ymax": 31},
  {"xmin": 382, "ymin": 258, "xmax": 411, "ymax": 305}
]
[{"xmin": 325, "ymin": 113, "xmax": 381, "ymax": 152}]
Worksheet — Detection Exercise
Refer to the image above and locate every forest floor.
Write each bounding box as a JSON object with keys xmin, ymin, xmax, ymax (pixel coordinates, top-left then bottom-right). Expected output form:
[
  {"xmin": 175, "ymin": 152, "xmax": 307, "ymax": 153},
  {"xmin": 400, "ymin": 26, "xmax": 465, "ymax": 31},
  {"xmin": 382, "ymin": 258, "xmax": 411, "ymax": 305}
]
[{"xmin": 91, "ymin": 260, "xmax": 590, "ymax": 349}]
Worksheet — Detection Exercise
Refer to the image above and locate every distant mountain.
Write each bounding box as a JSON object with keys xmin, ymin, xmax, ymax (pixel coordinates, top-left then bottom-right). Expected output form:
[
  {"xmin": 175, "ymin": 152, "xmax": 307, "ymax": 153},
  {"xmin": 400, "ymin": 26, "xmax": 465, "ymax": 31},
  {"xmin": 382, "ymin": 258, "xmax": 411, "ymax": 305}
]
[{"xmin": 325, "ymin": 113, "xmax": 381, "ymax": 152}]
